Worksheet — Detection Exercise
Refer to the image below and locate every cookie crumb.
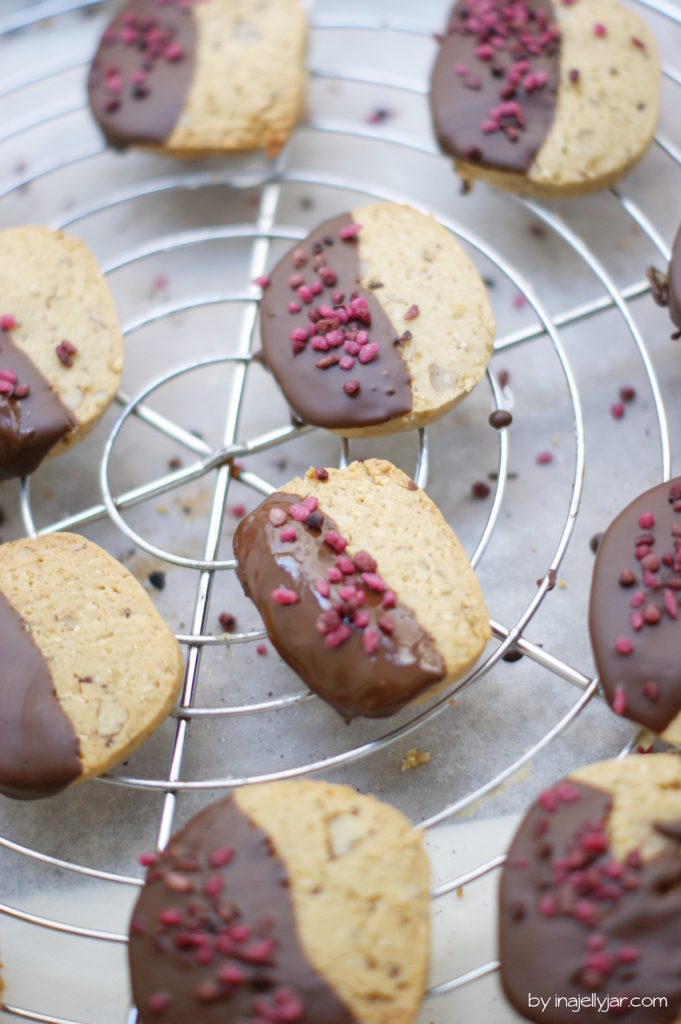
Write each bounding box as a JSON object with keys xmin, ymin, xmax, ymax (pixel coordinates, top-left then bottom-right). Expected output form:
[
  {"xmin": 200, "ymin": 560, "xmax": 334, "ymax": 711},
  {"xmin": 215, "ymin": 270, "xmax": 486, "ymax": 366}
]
[{"xmin": 401, "ymin": 748, "xmax": 431, "ymax": 772}]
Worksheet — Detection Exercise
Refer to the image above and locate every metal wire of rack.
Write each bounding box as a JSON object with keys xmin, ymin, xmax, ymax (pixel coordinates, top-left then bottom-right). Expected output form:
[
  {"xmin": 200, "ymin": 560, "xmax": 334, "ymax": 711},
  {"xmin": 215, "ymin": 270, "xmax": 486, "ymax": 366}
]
[{"xmin": 0, "ymin": 0, "xmax": 680, "ymax": 1020}]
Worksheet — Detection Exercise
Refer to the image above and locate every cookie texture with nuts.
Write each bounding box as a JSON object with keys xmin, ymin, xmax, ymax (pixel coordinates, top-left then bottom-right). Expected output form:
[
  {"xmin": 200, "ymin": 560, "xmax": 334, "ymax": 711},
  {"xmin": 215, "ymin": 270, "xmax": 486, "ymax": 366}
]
[
  {"xmin": 233, "ymin": 459, "xmax": 490, "ymax": 719},
  {"xmin": 129, "ymin": 780, "xmax": 430, "ymax": 1024},
  {"xmin": 88, "ymin": 0, "xmax": 307, "ymax": 157},
  {"xmin": 500, "ymin": 754, "xmax": 681, "ymax": 1023},
  {"xmin": 431, "ymin": 0, "xmax": 659, "ymax": 198},
  {"xmin": 0, "ymin": 226, "xmax": 123, "ymax": 480},
  {"xmin": 259, "ymin": 202, "xmax": 495, "ymax": 437},
  {"xmin": 0, "ymin": 533, "xmax": 184, "ymax": 799},
  {"xmin": 589, "ymin": 478, "xmax": 681, "ymax": 745}
]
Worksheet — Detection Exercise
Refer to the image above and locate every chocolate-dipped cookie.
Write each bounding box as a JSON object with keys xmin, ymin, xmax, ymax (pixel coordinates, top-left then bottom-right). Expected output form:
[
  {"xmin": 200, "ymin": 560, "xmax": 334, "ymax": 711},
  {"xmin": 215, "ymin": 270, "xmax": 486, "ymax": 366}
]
[
  {"xmin": 0, "ymin": 533, "xmax": 184, "ymax": 799},
  {"xmin": 430, "ymin": 0, "xmax": 659, "ymax": 198},
  {"xmin": 499, "ymin": 754, "xmax": 681, "ymax": 1023},
  {"xmin": 0, "ymin": 226, "xmax": 123, "ymax": 480},
  {"xmin": 647, "ymin": 224, "xmax": 681, "ymax": 339},
  {"xmin": 129, "ymin": 780, "xmax": 430, "ymax": 1024},
  {"xmin": 88, "ymin": 0, "xmax": 307, "ymax": 157},
  {"xmin": 233, "ymin": 459, "xmax": 490, "ymax": 720},
  {"xmin": 259, "ymin": 203, "xmax": 495, "ymax": 437},
  {"xmin": 589, "ymin": 478, "xmax": 681, "ymax": 744}
]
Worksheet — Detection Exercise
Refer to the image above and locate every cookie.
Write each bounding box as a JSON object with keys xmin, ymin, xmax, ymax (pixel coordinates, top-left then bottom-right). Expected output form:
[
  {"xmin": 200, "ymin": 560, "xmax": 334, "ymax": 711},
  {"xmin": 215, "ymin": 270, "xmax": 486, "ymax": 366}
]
[
  {"xmin": 0, "ymin": 226, "xmax": 123, "ymax": 480},
  {"xmin": 499, "ymin": 754, "xmax": 681, "ymax": 1024},
  {"xmin": 0, "ymin": 533, "xmax": 184, "ymax": 799},
  {"xmin": 589, "ymin": 478, "xmax": 681, "ymax": 745},
  {"xmin": 233, "ymin": 459, "xmax": 490, "ymax": 720},
  {"xmin": 259, "ymin": 203, "xmax": 495, "ymax": 437},
  {"xmin": 647, "ymin": 225, "xmax": 681, "ymax": 339},
  {"xmin": 430, "ymin": 0, "xmax": 660, "ymax": 198},
  {"xmin": 88, "ymin": 0, "xmax": 307, "ymax": 158},
  {"xmin": 128, "ymin": 779, "xmax": 430, "ymax": 1024}
]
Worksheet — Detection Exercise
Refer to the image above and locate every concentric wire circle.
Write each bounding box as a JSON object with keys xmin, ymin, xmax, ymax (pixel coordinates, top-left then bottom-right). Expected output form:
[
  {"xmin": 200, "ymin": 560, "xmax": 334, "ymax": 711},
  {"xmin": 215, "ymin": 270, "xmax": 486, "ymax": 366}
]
[{"xmin": 0, "ymin": 0, "xmax": 679, "ymax": 1020}]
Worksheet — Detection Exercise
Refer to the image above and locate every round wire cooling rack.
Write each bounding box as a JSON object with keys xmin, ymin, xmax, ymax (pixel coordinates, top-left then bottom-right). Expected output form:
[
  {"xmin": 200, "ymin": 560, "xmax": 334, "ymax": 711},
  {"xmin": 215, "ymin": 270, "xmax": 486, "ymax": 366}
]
[{"xmin": 0, "ymin": 0, "xmax": 681, "ymax": 1021}]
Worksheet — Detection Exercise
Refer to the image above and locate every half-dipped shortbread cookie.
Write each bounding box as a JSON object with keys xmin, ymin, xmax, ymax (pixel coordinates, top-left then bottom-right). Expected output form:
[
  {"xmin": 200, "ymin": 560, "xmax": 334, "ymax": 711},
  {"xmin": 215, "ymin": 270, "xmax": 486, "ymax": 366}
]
[
  {"xmin": 589, "ymin": 478, "xmax": 681, "ymax": 745},
  {"xmin": 259, "ymin": 203, "xmax": 495, "ymax": 436},
  {"xmin": 0, "ymin": 533, "xmax": 184, "ymax": 799},
  {"xmin": 233, "ymin": 459, "xmax": 490, "ymax": 719},
  {"xmin": 0, "ymin": 226, "xmax": 123, "ymax": 480},
  {"xmin": 430, "ymin": 0, "xmax": 660, "ymax": 197},
  {"xmin": 499, "ymin": 754, "xmax": 681, "ymax": 1023},
  {"xmin": 648, "ymin": 223, "xmax": 681, "ymax": 339},
  {"xmin": 129, "ymin": 780, "xmax": 430, "ymax": 1024},
  {"xmin": 88, "ymin": 0, "xmax": 307, "ymax": 157}
]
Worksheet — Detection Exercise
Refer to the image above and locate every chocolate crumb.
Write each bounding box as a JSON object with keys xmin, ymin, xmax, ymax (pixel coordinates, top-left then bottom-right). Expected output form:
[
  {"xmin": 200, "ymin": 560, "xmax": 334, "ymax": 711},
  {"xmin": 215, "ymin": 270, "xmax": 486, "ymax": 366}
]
[
  {"xmin": 218, "ymin": 612, "xmax": 236, "ymax": 632},
  {"xmin": 589, "ymin": 532, "xmax": 603, "ymax": 554},
  {"xmin": 489, "ymin": 409, "xmax": 513, "ymax": 429}
]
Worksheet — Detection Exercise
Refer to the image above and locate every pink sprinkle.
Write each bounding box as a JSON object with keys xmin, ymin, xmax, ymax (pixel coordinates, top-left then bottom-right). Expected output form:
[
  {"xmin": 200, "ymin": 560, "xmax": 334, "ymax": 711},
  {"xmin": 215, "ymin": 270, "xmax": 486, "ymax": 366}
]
[
  {"xmin": 610, "ymin": 402, "xmax": 625, "ymax": 420},
  {"xmin": 643, "ymin": 680, "xmax": 660, "ymax": 703},
  {"xmin": 630, "ymin": 611, "xmax": 644, "ymax": 631},
  {"xmin": 302, "ymin": 495, "xmax": 318, "ymax": 511},
  {"xmin": 269, "ymin": 507, "xmax": 287, "ymax": 527},
  {"xmin": 289, "ymin": 503, "xmax": 310, "ymax": 522},
  {"xmin": 288, "ymin": 274, "xmax": 304, "ymax": 289},
  {"xmin": 291, "ymin": 248, "xmax": 307, "ymax": 269},
  {"xmin": 316, "ymin": 579, "xmax": 331, "ymax": 598},
  {"xmin": 217, "ymin": 963, "xmax": 246, "ymax": 985},
  {"xmin": 298, "ymin": 285, "xmax": 314, "ymax": 304},
  {"xmin": 280, "ymin": 526, "xmax": 297, "ymax": 543},
  {"xmin": 290, "ymin": 327, "xmax": 308, "ymax": 344},
  {"xmin": 232, "ymin": 504, "xmax": 246, "ymax": 519},
  {"xmin": 354, "ymin": 611, "xmax": 370, "ymax": 629},
  {"xmin": 159, "ymin": 908, "xmax": 182, "ymax": 927},
  {"xmin": 310, "ymin": 281, "xmax": 323, "ymax": 296},
  {"xmin": 555, "ymin": 781, "xmax": 580, "ymax": 803},
  {"xmin": 574, "ymin": 899, "xmax": 598, "ymax": 925},
  {"xmin": 324, "ymin": 623, "xmax": 352, "ymax": 648},
  {"xmin": 512, "ymin": 293, "xmax": 526, "ymax": 310},
  {"xmin": 209, "ymin": 847, "xmax": 234, "ymax": 868},
  {"xmin": 163, "ymin": 41, "xmax": 184, "ymax": 60},
  {"xmin": 664, "ymin": 589, "xmax": 678, "ymax": 619},
  {"xmin": 130, "ymin": 69, "xmax": 147, "ymax": 85},
  {"xmin": 614, "ymin": 636, "xmax": 634, "ymax": 655},
  {"xmin": 310, "ymin": 336, "xmax": 329, "ymax": 352},
  {"xmin": 538, "ymin": 895, "xmax": 557, "ymax": 917},
  {"xmin": 613, "ymin": 686, "xmax": 627, "ymax": 716},
  {"xmin": 271, "ymin": 587, "xmax": 299, "ymax": 606},
  {"xmin": 337, "ymin": 554, "xmax": 355, "ymax": 575},
  {"xmin": 536, "ymin": 451, "xmax": 553, "ymax": 465},
  {"xmin": 253, "ymin": 275, "xmax": 270, "ymax": 289},
  {"xmin": 456, "ymin": 63, "xmax": 469, "ymax": 76},
  {"xmin": 139, "ymin": 851, "xmax": 158, "ymax": 867},
  {"xmin": 0, "ymin": 369, "xmax": 17, "ymax": 385},
  {"xmin": 344, "ymin": 380, "xmax": 360, "ymax": 396},
  {"xmin": 630, "ymin": 591, "xmax": 645, "ymax": 608},
  {"xmin": 0, "ymin": 380, "xmax": 13, "ymax": 396},
  {"xmin": 339, "ymin": 223, "xmax": 362, "ymax": 241},
  {"xmin": 148, "ymin": 992, "xmax": 172, "ymax": 1015},
  {"xmin": 338, "ymin": 584, "xmax": 357, "ymax": 601},
  {"xmin": 593, "ymin": 22, "xmax": 607, "ymax": 37},
  {"xmin": 638, "ymin": 512, "xmax": 655, "ymax": 529},
  {"xmin": 358, "ymin": 342, "xmax": 379, "ymax": 364},
  {"xmin": 586, "ymin": 935, "xmax": 606, "ymax": 952},
  {"xmin": 617, "ymin": 946, "xmax": 640, "ymax": 964},
  {"xmin": 382, "ymin": 590, "xmax": 397, "ymax": 610},
  {"xmin": 288, "ymin": 301, "xmax": 302, "ymax": 314},
  {"xmin": 538, "ymin": 789, "xmax": 557, "ymax": 813},
  {"xmin": 0, "ymin": 314, "xmax": 17, "ymax": 331},
  {"xmin": 353, "ymin": 550, "xmax": 377, "ymax": 573},
  {"xmin": 203, "ymin": 875, "xmax": 223, "ymax": 898},
  {"xmin": 324, "ymin": 530, "xmax": 347, "ymax": 553},
  {"xmin": 339, "ymin": 355, "xmax": 356, "ymax": 370},
  {"xmin": 363, "ymin": 628, "xmax": 380, "ymax": 655},
  {"xmin": 327, "ymin": 566, "xmax": 343, "ymax": 583},
  {"xmin": 242, "ymin": 939, "xmax": 276, "ymax": 964},
  {"xmin": 378, "ymin": 614, "xmax": 395, "ymax": 634},
  {"xmin": 643, "ymin": 604, "xmax": 662, "ymax": 625},
  {"xmin": 256, "ymin": 644, "xmax": 268, "ymax": 656},
  {"xmin": 229, "ymin": 924, "xmax": 251, "ymax": 942},
  {"xmin": 643, "ymin": 570, "xmax": 659, "ymax": 589},
  {"xmin": 361, "ymin": 572, "xmax": 386, "ymax": 593}
]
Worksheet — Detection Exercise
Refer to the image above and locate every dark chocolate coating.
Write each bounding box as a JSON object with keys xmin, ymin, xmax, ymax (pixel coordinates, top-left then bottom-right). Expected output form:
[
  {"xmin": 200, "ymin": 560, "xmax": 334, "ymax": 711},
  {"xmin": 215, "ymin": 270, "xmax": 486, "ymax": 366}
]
[
  {"xmin": 129, "ymin": 795, "xmax": 357, "ymax": 1024},
  {"xmin": 260, "ymin": 214, "xmax": 413, "ymax": 431},
  {"xmin": 0, "ymin": 590, "xmax": 80, "ymax": 799},
  {"xmin": 87, "ymin": 0, "xmax": 196, "ymax": 150},
  {"xmin": 0, "ymin": 335, "xmax": 75, "ymax": 481},
  {"xmin": 500, "ymin": 779, "xmax": 681, "ymax": 1023},
  {"xmin": 589, "ymin": 478, "xmax": 681, "ymax": 734},
  {"xmin": 668, "ymin": 225, "xmax": 681, "ymax": 330},
  {"xmin": 233, "ymin": 493, "xmax": 445, "ymax": 720},
  {"xmin": 429, "ymin": 0, "xmax": 560, "ymax": 175}
]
